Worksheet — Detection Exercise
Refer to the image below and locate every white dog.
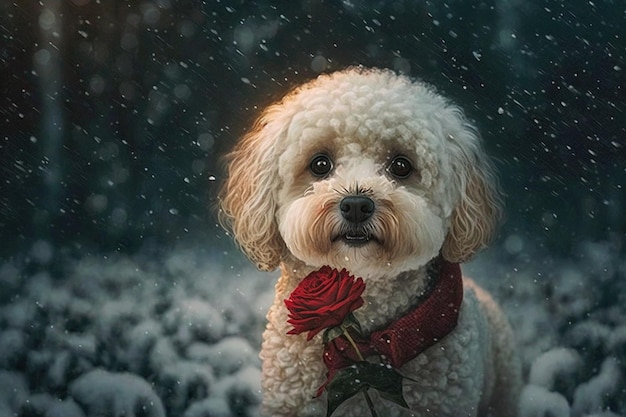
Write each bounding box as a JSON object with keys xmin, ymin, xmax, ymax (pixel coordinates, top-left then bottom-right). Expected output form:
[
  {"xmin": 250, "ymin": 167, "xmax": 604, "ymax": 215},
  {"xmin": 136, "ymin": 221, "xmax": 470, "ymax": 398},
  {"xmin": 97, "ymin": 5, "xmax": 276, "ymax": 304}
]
[{"xmin": 219, "ymin": 67, "xmax": 521, "ymax": 416}]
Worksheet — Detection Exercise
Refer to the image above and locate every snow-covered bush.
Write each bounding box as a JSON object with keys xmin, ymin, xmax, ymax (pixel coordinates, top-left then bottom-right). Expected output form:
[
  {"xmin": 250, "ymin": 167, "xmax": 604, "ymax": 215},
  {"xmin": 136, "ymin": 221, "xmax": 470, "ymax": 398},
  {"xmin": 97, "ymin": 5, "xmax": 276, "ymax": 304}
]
[
  {"xmin": 70, "ymin": 369, "xmax": 166, "ymax": 417},
  {"xmin": 0, "ymin": 245, "xmax": 624, "ymax": 416}
]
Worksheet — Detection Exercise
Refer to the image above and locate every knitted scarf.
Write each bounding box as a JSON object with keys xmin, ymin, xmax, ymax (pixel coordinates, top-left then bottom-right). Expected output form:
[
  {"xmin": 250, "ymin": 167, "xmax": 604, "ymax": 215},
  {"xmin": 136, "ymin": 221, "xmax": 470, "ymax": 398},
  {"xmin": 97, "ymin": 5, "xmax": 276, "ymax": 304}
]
[{"xmin": 319, "ymin": 259, "xmax": 463, "ymax": 394}]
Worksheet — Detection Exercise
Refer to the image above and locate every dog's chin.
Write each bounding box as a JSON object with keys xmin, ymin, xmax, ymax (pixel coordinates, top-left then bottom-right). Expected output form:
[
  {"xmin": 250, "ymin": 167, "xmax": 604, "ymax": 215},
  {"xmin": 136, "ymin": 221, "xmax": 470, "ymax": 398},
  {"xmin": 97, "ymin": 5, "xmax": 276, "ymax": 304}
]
[
  {"xmin": 331, "ymin": 230, "xmax": 382, "ymax": 248},
  {"xmin": 280, "ymin": 219, "xmax": 444, "ymax": 278},
  {"xmin": 288, "ymin": 234, "xmax": 437, "ymax": 279}
]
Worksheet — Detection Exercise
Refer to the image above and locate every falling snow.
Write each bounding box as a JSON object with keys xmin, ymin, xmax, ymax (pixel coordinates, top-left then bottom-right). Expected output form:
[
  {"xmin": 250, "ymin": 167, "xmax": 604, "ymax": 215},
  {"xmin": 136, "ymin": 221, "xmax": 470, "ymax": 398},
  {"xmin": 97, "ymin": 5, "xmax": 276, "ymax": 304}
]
[{"xmin": 0, "ymin": 0, "xmax": 624, "ymax": 416}]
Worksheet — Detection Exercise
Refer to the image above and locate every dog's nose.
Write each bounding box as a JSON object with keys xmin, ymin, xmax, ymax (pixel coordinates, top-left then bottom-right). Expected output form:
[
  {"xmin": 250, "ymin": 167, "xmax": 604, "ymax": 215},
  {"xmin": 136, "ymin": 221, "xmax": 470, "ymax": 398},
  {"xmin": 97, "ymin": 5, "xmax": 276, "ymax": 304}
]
[{"xmin": 340, "ymin": 196, "xmax": 375, "ymax": 223}]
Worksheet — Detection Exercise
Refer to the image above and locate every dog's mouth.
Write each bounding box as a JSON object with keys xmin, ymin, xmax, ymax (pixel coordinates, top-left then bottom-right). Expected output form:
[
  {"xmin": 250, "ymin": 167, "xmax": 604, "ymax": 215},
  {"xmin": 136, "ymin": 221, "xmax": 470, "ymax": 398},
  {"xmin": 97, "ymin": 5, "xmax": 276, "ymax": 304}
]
[{"xmin": 332, "ymin": 229, "xmax": 381, "ymax": 247}]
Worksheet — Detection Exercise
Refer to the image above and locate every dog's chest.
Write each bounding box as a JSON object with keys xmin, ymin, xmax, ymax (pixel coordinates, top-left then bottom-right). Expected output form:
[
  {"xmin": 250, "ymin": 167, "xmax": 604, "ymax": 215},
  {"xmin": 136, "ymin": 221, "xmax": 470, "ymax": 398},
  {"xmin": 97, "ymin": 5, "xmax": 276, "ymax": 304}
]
[{"xmin": 353, "ymin": 269, "xmax": 430, "ymax": 333}]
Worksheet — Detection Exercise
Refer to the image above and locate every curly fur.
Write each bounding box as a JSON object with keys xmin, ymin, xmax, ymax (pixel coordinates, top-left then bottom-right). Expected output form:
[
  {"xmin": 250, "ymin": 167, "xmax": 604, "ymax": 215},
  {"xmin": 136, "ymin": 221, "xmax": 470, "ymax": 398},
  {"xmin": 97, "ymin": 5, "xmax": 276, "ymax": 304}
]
[{"xmin": 219, "ymin": 67, "xmax": 520, "ymax": 416}]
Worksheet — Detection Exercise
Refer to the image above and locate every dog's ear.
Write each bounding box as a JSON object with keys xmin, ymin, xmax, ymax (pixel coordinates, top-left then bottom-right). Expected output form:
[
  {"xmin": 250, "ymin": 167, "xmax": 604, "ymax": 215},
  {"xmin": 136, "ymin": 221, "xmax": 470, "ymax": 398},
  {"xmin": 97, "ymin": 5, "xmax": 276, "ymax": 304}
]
[
  {"xmin": 442, "ymin": 143, "xmax": 503, "ymax": 264},
  {"xmin": 218, "ymin": 115, "xmax": 286, "ymax": 271}
]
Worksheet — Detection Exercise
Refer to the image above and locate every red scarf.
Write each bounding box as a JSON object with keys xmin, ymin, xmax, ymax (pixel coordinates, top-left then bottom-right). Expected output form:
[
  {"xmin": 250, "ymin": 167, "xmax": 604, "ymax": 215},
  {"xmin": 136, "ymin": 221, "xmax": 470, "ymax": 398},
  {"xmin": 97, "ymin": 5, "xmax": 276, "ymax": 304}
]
[{"xmin": 319, "ymin": 259, "xmax": 463, "ymax": 395}]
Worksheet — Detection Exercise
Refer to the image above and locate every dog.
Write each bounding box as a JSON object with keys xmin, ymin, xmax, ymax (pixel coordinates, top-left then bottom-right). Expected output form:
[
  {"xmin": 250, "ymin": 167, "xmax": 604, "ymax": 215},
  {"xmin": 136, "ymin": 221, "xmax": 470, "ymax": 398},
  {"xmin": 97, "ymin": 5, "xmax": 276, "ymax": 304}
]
[{"xmin": 219, "ymin": 67, "xmax": 521, "ymax": 416}]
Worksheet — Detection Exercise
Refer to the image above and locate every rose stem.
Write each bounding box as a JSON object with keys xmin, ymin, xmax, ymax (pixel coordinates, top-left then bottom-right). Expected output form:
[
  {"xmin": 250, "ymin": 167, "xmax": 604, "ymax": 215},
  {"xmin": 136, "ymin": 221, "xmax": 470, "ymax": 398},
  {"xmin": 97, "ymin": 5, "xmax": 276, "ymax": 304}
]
[
  {"xmin": 341, "ymin": 326, "xmax": 365, "ymax": 361},
  {"xmin": 340, "ymin": 326, "xmax": 378, "ymax": 416}
]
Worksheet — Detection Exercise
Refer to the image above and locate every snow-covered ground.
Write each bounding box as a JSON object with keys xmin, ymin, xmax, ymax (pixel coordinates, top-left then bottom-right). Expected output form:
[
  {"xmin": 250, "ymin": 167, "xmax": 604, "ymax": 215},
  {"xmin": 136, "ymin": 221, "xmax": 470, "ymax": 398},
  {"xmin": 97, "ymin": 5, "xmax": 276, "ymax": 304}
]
[
  {"xmin": 0, "ymin": 239, "xmax": 624, "ymax": 416},
  {"xmin": 465, "ymin": 239, "xmax": 626, "ymax": 417}
]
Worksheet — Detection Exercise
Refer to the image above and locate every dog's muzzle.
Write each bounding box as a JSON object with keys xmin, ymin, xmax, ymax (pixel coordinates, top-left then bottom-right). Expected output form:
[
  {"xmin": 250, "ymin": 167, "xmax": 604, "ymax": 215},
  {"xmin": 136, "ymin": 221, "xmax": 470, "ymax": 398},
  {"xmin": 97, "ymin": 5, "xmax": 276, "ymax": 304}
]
[{"xmin": 334, "ymin": 196, "xmax": 379, "ymax": 246}]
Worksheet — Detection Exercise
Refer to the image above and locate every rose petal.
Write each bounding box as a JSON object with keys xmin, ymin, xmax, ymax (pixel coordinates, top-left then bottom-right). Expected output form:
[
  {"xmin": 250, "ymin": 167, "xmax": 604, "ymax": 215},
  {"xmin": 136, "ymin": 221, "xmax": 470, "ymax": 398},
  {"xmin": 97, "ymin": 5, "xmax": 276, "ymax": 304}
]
[{"xmin": 284, "ymin": 266, "xmax": 366, "ymax": 338}]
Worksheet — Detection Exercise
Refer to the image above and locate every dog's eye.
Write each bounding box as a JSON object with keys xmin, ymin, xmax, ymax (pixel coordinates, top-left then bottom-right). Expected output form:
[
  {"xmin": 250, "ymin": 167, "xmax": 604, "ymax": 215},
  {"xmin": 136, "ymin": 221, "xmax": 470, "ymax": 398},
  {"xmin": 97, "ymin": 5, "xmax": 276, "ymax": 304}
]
[
  {"xmin": 309, "ymin": 154, "xmax": 333, "ymax": 177},
  {"xmin": 387, "ymin": 156, "xmax": 413, "ymax": 179}
]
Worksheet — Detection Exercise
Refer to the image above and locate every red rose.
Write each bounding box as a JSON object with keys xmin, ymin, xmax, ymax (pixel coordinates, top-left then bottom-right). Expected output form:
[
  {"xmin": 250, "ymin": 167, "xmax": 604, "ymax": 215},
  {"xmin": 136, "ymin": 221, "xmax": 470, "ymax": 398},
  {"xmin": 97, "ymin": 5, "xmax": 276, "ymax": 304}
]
[{"xmin": 284, "ymin": 266, "xmax": 365, "ymax": 340}]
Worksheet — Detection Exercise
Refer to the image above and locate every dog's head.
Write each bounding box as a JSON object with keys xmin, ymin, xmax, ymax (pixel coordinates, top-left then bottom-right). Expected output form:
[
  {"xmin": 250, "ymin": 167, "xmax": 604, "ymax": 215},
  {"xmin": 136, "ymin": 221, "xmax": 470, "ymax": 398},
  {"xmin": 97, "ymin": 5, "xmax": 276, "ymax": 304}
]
[{"xmin": 219, "ymin": 68, "xmax": 502, "ymax": 277}]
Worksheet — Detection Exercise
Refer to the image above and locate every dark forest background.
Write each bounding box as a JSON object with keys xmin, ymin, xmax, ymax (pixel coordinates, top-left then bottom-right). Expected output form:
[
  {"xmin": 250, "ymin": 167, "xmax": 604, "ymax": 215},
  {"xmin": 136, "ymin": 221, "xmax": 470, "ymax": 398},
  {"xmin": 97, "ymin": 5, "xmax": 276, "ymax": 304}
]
[{"xmin": 1, "ymin": 0, "xmax": 624, "ymax": 264}]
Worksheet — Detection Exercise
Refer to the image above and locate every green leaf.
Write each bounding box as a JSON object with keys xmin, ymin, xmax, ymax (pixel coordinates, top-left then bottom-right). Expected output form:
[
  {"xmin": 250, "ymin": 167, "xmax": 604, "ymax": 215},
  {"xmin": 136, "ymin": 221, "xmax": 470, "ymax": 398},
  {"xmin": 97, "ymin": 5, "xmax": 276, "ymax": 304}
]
[
  {"xmin": 342, "ymin": 312, "xmax": 363, "ymax": 335},
  {"xmin": 378, "ymin": 387, "xmax": 409, "ymax": 409},
  {"xmin": 323, "ymin": 326, "xmax": 344, "ymax": 345},
  {"xmin": 325, "ymin": 362, "xmax": 410, "ymax": 417},
  {"xmin": 322, "ymin": 313, "xmax": 363, "ymax": 344}
]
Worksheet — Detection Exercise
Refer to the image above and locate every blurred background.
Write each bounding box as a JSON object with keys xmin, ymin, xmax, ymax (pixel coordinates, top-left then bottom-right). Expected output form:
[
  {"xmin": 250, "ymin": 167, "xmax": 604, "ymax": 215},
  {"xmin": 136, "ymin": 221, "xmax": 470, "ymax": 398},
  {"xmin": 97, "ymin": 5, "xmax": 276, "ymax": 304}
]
[{"xmin": 1, "ymin": 0, "xmax": 624, "ymax": 264}]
